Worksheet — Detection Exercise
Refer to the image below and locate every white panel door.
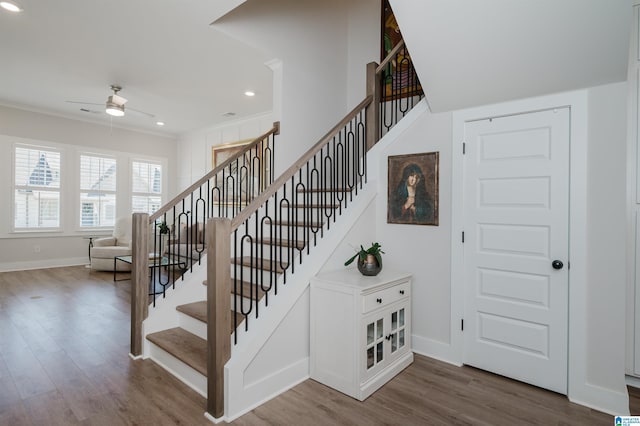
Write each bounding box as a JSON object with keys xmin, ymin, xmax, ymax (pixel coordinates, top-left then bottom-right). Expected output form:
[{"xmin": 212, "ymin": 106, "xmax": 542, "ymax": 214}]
[{"xmin": 463, "ymin": 108, "xmax": 569, "ymax": 394}]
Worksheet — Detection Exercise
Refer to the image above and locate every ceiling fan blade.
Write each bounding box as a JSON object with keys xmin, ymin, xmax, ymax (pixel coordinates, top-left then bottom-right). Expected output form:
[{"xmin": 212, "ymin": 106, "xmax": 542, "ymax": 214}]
[
  {"xmin": 66, "ymin": 100, "xmax": 103, "ymax": 106},
  {"xmin": 79, "ymin": 107, "xmax": 103, "ymax": 114},
  {"xmin": 127, "ymin": 107, "xmax": 155, "ymax": 118}
]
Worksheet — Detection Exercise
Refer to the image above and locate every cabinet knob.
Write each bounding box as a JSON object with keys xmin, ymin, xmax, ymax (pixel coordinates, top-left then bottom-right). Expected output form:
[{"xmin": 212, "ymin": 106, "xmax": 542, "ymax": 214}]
[
  {"xmin": 399, "ymin": 290, "xmax": 405, "ymax": 295},
  {"xmin": 376, "ymin": 298, "xmax": 382, "ymax": 304}
]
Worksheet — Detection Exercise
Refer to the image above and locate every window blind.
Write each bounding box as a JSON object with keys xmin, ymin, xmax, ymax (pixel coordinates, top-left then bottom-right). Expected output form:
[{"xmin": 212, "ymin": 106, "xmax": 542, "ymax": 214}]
[{"xmin": 14, "ymin": 146, "xmax": 61, "ymax": 229}]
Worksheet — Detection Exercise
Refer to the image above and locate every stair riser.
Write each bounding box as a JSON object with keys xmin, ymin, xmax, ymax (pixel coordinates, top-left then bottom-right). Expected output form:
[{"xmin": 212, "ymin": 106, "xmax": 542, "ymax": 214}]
[
  {"xmin": 231, "ymin": 292, "xmax": 268, "ymax": 316},
  {"xmin": 177, "ymin": 311, "xmax": 207, "ymax": 340},
  {"xmin": 231, "ymin": 264, "xmax": 287, "ymax": 279},
  {"xmin": 295, "ymin": 191, "xmax": 353, "ymax": 204},
  {"xmin": 254, "ymin": 206, "xmax": 339, "ymax": 225},
  {"xmin": 268, "ymin": 230, "xmax": 313, "ymax": 242},
  {"xmin": 236, "ymin": 245, "xmax": 305, "ymax": 261},
  {"xmin": 261, "ymin": 225, "xmax": 325, "ymax": 240},
  {"xmin": 147, "ymin": 342, "xmax": 207, "ymax": 397}
]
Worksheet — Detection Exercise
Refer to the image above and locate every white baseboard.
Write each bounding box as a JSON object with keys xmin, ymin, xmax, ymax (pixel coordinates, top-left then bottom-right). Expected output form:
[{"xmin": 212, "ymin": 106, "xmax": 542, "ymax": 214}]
[
  {"xmin": 204, "ymin": 412, "xmax": 223, "ymax": 424},
  {"xmin": 627, "ymin": 374, "xmax": 640, "ymax": 389},
  {"xmin": 411, "ymin": 333, "xmax": 462, "ymax": 367},
  {"xmin": 0, "ymin": 257, "xmax": 87, "ymax": 272},
  {"xmin": 225, "ymin": 358, "xmax": 309, "ymax": 422},
  {"xmin": 569, "ymin": 382, "xmax": 630, "ymax": 416}
]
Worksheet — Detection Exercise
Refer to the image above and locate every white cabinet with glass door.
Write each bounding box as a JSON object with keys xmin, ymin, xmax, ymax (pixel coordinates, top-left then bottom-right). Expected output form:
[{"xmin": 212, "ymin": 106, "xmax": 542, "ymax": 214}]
[{"xmin": 310, "ymin": 268, "xmax": 413, "ymax": 401}]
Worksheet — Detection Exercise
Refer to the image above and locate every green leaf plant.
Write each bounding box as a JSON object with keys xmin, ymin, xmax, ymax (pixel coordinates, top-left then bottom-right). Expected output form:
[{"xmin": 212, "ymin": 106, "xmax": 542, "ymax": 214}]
[{"xmin": 344, "ymin": 242, "xmax": 384, "ymax": 267}]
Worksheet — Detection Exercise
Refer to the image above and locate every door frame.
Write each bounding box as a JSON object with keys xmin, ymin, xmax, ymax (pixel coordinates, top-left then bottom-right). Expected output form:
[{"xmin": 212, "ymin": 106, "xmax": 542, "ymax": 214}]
[{"xmin": 450, "ymin": 90, "xmax": 588, "ymax": 405}]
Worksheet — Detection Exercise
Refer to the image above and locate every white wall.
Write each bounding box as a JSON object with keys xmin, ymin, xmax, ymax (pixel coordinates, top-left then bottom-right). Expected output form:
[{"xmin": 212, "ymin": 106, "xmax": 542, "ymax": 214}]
[
  {"xmin": 586, "ymin": 83, "xmax": 628, "ymax": 392},
  {"xmin": 0, "ymin": 105, "xmax": 176, "ymax": 271},
  {"xmin": 213, "ymin": 0, "xmax": 379, "ymax": 175},
  {"xmin": 626, "ymin": 4, "xmax": 640, "ymax": 379},
  {"xmin": 347, "ymin": 0, "xmax": 381, "ymax": 110},
  {"xmin": 177, "ymin": 112, "xmax": 274, "ymax": 190},
  {"xmin": 366, "ymin": 85, "xmax": 627, "ymax": 414},
  {"xmin": 375, "ymin": 108, "xmax": 453, "ymax": 352}
]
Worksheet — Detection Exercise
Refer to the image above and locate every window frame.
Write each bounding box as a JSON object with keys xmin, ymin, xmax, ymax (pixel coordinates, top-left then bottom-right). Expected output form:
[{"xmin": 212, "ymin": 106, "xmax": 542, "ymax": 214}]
[
  {"xmin": 12, "ymin": 143, "xmax": 63, "ymax": 232},
  {"xmin": 131, "ymin": 159, "xmax": 164, "ymax": 216},
  {"xmin": 78, "ymin": 152, "xmax": 118, "ymax": 229}
]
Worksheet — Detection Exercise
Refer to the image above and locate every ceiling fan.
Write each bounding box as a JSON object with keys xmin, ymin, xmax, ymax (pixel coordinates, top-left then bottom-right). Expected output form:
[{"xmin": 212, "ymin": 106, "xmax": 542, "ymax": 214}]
[{"xmin": 66, "ymin": 85, "xmax": 155, "ymax": 118}]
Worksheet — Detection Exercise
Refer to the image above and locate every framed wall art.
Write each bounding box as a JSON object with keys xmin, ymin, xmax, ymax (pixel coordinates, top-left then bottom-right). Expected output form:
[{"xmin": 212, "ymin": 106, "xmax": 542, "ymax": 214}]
[
  {"xmin": 211, "ymin": 138, "xmax": 265, "ymax": 205},
  {"xmin": 387, "ymin": 152, "xmax": 439, "ymax": 225}
]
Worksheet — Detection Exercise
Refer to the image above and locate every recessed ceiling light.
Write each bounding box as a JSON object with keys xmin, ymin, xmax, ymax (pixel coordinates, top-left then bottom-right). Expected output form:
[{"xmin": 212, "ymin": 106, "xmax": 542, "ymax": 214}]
[
  {"xmin": 244, "ymin": 91, "xmax": 255, "ymax": 97},
  {"xmin": 156, "ymin": 121, "xmax": 165, "ymax": 126},
  {"xmin": 0, "ymin": 1, "xmax": 22, "ymax": 12}
]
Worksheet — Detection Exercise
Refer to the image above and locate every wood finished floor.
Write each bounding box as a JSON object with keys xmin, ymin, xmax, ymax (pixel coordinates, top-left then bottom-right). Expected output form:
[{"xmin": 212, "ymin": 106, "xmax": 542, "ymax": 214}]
[{"xmin": 0, "ymin": 265, "xmax": 632, "ymax": 425}]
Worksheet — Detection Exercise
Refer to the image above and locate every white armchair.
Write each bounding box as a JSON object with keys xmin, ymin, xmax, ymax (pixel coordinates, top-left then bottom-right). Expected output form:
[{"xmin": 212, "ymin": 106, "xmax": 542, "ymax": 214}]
[{"xmin": 90, "ymin": 216, "xmax": 132, "ymax": 271}]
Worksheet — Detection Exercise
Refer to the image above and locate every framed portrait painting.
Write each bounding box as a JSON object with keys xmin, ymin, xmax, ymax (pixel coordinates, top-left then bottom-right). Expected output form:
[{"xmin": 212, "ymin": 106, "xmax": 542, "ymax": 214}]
[{"xmin": 387, "ymin": 152, "xmax": 439, "ymax": 226}]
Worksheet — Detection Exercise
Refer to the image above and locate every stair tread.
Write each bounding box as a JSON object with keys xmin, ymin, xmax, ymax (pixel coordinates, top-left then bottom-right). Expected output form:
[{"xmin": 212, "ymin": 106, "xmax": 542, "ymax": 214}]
[
  {"xmin": 265, "ymin": 220, "xmax": 324, "ymax": 228},
  {"xmin": 297, "ymin": 187, "xmax": 354, "ymax": 193},
  {"xmin": 233, "ymin": 256, "xmax": 287, "ymax": 273},
  {"xmin": 146, "ymin": 327, "xmax": 207, "ymax": 376},
  {"xmin": 286, "ymin": 204, "xmax": 340, "ymax": 209},
  {"xmin": 176, "ymin": 301, "xmax": 208, "ymax": 323},
  {"xmin": 176, "ymin": 301, "xmax": 245, "ymax": 329},
  {"xmin": 256, "ymin": 238, "xmax": 305, "ymax": 249},
  {"xmin": 201, "ymin": 280, "xmax": 268, "ymax": 299}
]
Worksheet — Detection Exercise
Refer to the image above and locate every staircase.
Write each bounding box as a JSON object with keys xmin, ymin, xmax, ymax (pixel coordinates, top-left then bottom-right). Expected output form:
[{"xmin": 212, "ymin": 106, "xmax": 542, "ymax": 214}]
[
  {"xmin": 142, "ymin": 198, "xmax": 337, "ymax": 397},
  {"xmin": 129, "ymin": 38, "xmax": 424, "ymax": 423}
]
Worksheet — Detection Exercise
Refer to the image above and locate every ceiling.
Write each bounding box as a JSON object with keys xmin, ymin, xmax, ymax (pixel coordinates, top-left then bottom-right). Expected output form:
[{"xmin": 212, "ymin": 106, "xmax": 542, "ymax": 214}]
[
  {"xmin": 391, "ymin": 0, "xmax": 632, "ymax": 113},
  {"xmin": 0, "ymin": 0, "xmax": 273, "ymax": 138},
  {"xmin": 1, "ymin": 1, "xmax": 632, "ymax": 139}
]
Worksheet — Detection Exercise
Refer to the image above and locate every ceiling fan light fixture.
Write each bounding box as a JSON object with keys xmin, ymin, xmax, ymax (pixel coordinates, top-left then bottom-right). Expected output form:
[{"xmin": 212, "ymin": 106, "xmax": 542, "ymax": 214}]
[
  {"xmin": 0, "ymin": 1, "xmax": 22, "ymax": 12},
  {"xmin": 105, "ymin": 101, "xmax": 125, "ymax": 117}
]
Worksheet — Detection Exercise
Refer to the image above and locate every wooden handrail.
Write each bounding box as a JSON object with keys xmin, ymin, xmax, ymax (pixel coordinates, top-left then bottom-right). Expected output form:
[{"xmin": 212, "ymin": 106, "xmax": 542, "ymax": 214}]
[
  {"xmin": 376, "ymin": 39, "xmax": 405, "ymax": 74},
  {"xmin": 231, "ymin": 96, "xmax": 372, "ymax": 230},
  {"xmin": 149, "ymin": 122, "xmax": 280, "ymax": 223}
]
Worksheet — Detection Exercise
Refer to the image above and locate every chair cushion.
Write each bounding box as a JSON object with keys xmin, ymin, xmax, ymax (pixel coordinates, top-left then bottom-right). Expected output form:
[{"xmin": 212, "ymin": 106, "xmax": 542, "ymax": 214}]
[
  {"xmin": 113, "ymin": 216, "xmax": 132, "ymax": 247},
  {"xmin": 93, "ymin": 236, "xmax": 117, "ymax": 247},
  {"xmin": 91, "ymin": 245, "xmax": 132, "ymax": 259}
]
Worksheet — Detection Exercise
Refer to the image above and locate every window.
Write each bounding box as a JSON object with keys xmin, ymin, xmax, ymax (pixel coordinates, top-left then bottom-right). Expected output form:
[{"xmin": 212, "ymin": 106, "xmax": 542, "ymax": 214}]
[
  {"xmin": 14, "ymin": 146, "xmax": 61, "ymax": 229},
  {"xmin": 80, "ymin": 154, "xmax": 117, "ymax": 227},
  {"xmin": 132, "ymin": 161, "xmax": 162, "ymax": 214}
]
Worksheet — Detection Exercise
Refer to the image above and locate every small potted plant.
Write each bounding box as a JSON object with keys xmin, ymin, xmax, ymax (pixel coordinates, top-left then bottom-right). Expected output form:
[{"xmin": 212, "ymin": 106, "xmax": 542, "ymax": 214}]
[
  {"xmin": 157, "ymin": 221, "xmax": 169, "ymax": 235},
  {"xmin": 344, "ymin": 242, "xmax": 384, "ymax": 276}
]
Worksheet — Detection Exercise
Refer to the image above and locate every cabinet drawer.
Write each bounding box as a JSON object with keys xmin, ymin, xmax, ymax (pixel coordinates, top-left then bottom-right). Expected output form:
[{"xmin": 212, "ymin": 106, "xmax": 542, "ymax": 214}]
[{"xmin": 363, "ymin": 281, "xmax": 410, "ymax": 314}]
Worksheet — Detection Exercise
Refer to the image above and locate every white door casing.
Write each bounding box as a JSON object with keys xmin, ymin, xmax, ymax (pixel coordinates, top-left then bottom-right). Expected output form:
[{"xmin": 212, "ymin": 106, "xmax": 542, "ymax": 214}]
[{"xmin": 462, "ymin": 108, "xmax": 570, "ymax": 394}]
